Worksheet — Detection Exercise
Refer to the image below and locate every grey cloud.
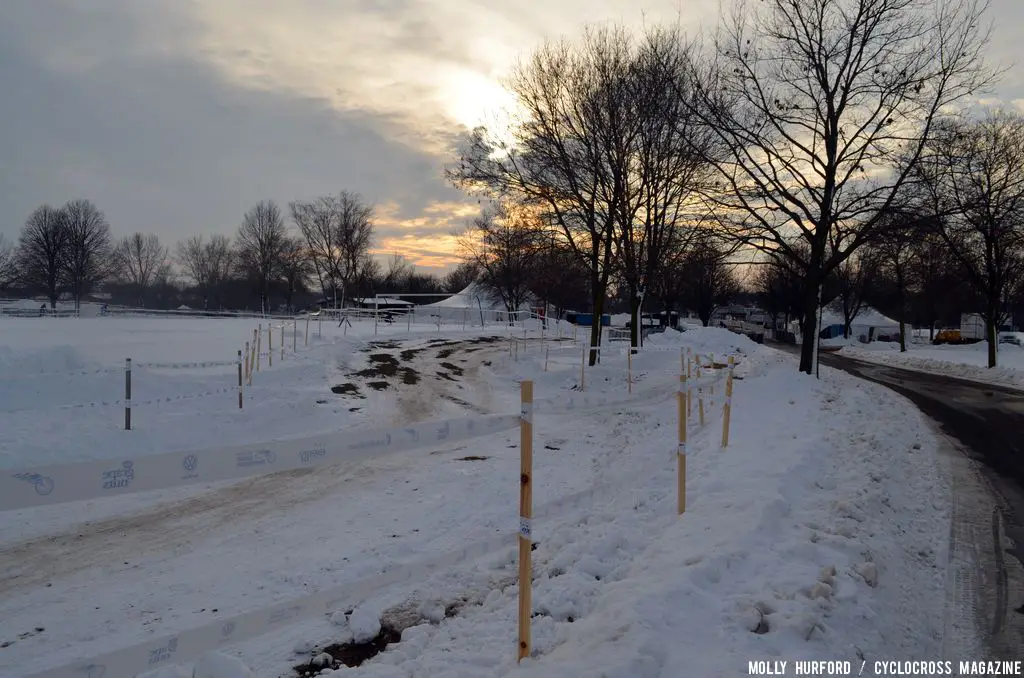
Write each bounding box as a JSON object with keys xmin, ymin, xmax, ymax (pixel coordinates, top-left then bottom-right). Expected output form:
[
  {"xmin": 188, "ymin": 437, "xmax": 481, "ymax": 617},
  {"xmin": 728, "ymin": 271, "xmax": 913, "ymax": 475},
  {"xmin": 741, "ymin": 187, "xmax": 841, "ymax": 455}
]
[{"xmin": 0, "ymin": 1, "xmax": 465, "ymax": 250}]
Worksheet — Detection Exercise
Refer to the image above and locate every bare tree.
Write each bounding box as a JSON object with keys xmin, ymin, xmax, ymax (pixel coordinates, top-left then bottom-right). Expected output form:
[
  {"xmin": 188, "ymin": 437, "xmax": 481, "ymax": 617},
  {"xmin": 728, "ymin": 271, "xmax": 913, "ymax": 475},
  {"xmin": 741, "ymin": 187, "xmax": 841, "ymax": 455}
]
[
  {"xmin": 236, "ymin": 200, "xmax": 288, "ymax": 313},
  {"xmin": 869, "ymin": 211, "xmax": 931, "ymax": 351},
  {"xmin": 177, "ymin": 234, "xmax": 234, "ymax": 310},
  {"xmin": 381, "ymin": 252, "xmax": 413, "ymax": 291},
  {"xmin": 690, "ymin": 0, "xmax": 995, "ymax": 374},
  {"xmin": 827, "ymin": 253, "xmax": 871, "ymax": 342},
  {"xmin": 460, "ymin": 202, "xmax": 542, "ymax": 315},
  {"xmin": 0, "ymin": 234, "xmax": 16, "ymax": 289},
  {"xmin": 616, "ymin": 27, "xmax": 720, "ymax": 351},
  {"xmin": 62, "ymin": 199, "xmax": 112, "ymax": 309},
  {"xmin": 918, "ymin": 109, "xmax": 1024, "ymax": 366},
  {"xmin": 278, "ymin": 237, "xmax": 314, "ymax": 312},
  {"xmin": 442, "ymin": 261, "xmax": 481, "ymax": 293},
  {"xmin": 677, "ymin": 228, "xmax": 742, "ymax": 326},
  {"xmin": 450, "ymin": 25, "xmax": 639, "ymax": 365},
  {"xmin": 909, "ymin": 231, "xmax": 959, "ymax": 339},
  {"xmin": 113, "ymin": 233, "xmax": 169, "ymax": 306},
  {"xmin": 531, "ymin": 237, "xmax": 591, "ymax": 320},
  {"xmin": 289, "ymin": 191, "xmax": 374, "ymax": 307},
  {"xmin": 17, "ymin": 205, "xmax": 70, "ymax": 308}
]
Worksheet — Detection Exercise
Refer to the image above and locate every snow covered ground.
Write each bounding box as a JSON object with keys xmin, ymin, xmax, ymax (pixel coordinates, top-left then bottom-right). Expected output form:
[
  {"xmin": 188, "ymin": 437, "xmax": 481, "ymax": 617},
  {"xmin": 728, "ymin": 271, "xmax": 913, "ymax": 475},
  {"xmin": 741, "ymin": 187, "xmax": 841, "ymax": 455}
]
[
  {"xmin": 837, "ymin": 340, "xmax": 1024, "ymax": 390},
  {"xmin": 0, "ymin": 318, "xmax": 962, "ymax": 677}
]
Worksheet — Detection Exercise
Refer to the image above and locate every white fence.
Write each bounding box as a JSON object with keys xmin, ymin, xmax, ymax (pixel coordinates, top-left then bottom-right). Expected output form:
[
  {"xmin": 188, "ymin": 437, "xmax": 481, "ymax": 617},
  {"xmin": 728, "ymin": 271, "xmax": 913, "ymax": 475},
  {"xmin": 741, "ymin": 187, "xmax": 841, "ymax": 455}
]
[{"xmin": 6, "ymin": 345, "xmax": 737, "ymax": 678}]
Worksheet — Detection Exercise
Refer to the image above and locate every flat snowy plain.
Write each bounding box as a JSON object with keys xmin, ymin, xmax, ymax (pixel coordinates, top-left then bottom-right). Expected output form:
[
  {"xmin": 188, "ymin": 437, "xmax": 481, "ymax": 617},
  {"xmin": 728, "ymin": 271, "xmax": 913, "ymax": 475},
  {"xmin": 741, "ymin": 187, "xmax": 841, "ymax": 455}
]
[{"xmin": 0, "ymin": 314, "xmax": 963, "ymax": 677}]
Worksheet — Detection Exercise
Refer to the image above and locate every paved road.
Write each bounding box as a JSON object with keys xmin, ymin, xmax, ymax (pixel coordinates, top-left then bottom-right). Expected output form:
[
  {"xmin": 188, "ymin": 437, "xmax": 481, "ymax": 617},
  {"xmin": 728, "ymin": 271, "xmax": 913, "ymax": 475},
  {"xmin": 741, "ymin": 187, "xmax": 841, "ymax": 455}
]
[{"xmin": 772, "ymin": 342, "xmax": 1024, "ymax": 659}]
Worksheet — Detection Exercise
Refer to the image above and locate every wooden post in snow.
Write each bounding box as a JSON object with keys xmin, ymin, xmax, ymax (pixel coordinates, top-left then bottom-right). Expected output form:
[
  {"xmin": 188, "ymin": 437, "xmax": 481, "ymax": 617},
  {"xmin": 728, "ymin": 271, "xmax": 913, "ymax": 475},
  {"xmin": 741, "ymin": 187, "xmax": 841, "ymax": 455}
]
[{"xmin": 517, "ymin": 380, "xmax": 534, "ymax": 662}]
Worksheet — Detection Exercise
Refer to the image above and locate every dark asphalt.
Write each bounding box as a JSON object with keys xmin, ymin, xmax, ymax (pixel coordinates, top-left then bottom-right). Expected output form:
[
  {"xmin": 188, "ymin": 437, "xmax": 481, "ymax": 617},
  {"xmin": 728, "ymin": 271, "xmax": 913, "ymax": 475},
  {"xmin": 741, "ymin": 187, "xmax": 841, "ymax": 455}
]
[{"xmin": 771, "ymin": 341, "xmax": 1024, "ymax": 658}]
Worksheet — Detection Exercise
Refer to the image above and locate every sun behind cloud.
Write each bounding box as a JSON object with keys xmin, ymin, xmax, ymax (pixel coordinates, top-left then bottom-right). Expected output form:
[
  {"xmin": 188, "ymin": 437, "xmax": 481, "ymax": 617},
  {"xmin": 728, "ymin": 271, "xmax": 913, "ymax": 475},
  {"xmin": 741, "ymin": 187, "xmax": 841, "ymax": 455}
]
[{"xmin": 371, "ymin": 200, "xmax": 482, "ymax": 270}]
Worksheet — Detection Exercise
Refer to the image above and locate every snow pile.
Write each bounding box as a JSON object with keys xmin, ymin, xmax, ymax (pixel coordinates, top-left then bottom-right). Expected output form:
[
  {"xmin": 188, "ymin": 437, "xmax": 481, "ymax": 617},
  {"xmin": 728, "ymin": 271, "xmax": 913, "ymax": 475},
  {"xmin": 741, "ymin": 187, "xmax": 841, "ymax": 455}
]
[{"xmin": 839, "ymin": 341, "xmax": 1024, "ymax": 390}]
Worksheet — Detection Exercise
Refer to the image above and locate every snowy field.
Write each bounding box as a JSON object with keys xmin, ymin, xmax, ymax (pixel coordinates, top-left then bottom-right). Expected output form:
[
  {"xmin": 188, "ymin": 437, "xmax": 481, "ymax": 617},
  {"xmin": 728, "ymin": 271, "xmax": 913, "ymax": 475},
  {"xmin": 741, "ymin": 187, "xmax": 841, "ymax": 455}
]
[
  {"xmin": 836, "ymin": 340, "xmax": 1024, "ymax": 390},
  {"xmin": 0, "ymin": 316, "xmax": 961, "ymax": 677}
]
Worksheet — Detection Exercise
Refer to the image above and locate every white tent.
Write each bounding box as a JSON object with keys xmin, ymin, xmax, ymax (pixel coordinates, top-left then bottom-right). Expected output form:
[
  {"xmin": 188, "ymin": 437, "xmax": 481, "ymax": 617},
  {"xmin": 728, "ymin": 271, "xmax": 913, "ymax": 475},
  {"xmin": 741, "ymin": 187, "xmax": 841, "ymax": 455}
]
[
  {"xmin": 410, "ymin": 282, "xmax": 536, "ymax": 327},
  {"xmin": 820, "ymin": 305, "xmax": 900, "ymax": 341}
]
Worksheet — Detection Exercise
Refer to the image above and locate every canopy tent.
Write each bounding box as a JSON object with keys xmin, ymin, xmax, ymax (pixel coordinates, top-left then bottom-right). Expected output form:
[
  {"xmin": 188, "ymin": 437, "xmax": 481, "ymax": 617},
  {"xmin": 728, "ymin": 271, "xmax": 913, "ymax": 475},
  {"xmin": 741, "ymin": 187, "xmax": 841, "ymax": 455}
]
[
  {"xmin": 819, "ymin": 306, "xmax": 900, "ymax": 341},
  {"xmin": 408, "ymin": 282, "xmax": 537, "ymax": 326}
]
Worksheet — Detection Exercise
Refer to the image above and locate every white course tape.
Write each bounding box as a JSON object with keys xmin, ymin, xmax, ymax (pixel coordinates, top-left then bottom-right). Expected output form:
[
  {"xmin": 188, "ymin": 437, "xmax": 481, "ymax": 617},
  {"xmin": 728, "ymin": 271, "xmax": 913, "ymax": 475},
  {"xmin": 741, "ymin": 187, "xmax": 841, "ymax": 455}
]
[
  {"xmin": 0, "ymin": 386, "xmax": 242, "ymax": 415},
  {"xmin": 0, "ymin": 414, "xmax": 521, "ymax": 512},
  {"xmin": 135, "ymin": 360, "xmax": 238, "ymax": 370}
]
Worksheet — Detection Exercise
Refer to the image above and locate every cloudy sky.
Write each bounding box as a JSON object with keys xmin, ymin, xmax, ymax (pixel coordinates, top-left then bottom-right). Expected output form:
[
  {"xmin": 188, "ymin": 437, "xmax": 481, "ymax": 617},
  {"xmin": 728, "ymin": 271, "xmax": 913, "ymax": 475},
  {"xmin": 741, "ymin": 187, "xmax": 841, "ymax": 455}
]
[{"xmin": 2, "ymin": 0, "xmax": 1023, "ymax": 275}]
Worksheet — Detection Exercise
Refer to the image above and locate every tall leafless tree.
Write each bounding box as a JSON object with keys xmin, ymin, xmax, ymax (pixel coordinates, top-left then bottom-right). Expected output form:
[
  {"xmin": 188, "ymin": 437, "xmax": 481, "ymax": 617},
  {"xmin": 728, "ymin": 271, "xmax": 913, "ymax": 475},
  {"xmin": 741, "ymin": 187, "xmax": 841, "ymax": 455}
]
[
  {"xmin": 113, "ymin": 233, "xmax": 170, "ymax": 307},
  {"xmin": 677, "ymin": 227, "xmax": 742, "ymax": 326},
  {"xmin": 460, "ymin": 202, "xmax": 542, "ymax": 315},
  {"xmin": 917, "ymin": 109, "xmax": 1024, "ymax": 366},
  {"xmin": 689, "ymin": 0, "xmax": 995, "ymax": 374},
  {"xmin": 827, "ymin": 253, "xmax": 871, "ymax": 341},
  {"xmin": 442, "ymin": 261, "xmax": 481, "ymax": 293},
  {"xmin": 870, "ymin": 211, "xmax": 928, "ymax": 351},
  {"xmin": 290, "ymin": 191, "xmax": 374, "ymax": 307},
  {"xmin": 236, "ymin": 200, "xmax": 288, "ymax": 313},
  {"xmin": 450, "ymin": 25, "xmax": 639, "ymax": 365},
  {"xmin": 177, "ymin": 234, "xmax": 234, "ymax": 310},
  {"xmin": 278, "ymin": 237, "xmax": 314, "ymax": 312},
  {"xmin": 0, "ymin": 234, "xmax": 16, "ymax": 289},
  {"xmin": 62, "ymin": 199, "xmax": 112, "ymax": 309},
  {"xmin": 17, "ymin": 205, "xmax": 70, "ymax": 308},
  {"xmin": 616, "ymin": 27, "xmax": 720, "ymax": 351}
]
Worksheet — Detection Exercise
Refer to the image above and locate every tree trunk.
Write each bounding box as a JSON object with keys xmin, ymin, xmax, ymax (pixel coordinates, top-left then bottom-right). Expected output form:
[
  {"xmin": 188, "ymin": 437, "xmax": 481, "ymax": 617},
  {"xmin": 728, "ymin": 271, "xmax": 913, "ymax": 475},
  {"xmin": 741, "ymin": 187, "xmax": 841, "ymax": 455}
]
[
  {"xmin": 798, "ymin": 279, "xmax": 821, "ymax": 375},
  {"xmin": 588, "ymin": 302, "xmax": 603, "ymax": 367},
  {"xmin": 628, "ymin": 290, "xmax": 640, "ymax": 355},
  {"xmin": 899, "ymin": 319, "xmax": 907, "ymax": 352},
  {"xmin": 987, "ymin": 314, "xmax": 998, "ymax": 368}
]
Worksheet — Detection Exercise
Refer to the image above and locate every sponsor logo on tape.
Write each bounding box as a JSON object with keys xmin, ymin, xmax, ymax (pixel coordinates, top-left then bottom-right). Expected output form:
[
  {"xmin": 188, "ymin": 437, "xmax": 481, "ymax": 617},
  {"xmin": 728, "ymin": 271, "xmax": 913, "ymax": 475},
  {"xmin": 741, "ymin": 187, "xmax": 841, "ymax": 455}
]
[
  {"xmin": 12, "ymin": 472, "xmax": 55, "ymax": 496},
  {"xmin": 436, "ymin": 422, "xmax": 450, "ymax": 441},
  {"xmin": 101, "ymin": 461, "xmax": 134, "ymax": 490},
  {"xmin": 299, "ymin": 446, "xmax": 326, "ymax": 464},
  {"xmin": 147, "ymin": 637, "xmax": 178, "ymax": 667},
  {"xmin": 236, "ymin": 450, "xmax": 276, "ymax": 467},
  {"xmin": 181, "ymin": 454, "xmax": 199, "ymax": 480}
]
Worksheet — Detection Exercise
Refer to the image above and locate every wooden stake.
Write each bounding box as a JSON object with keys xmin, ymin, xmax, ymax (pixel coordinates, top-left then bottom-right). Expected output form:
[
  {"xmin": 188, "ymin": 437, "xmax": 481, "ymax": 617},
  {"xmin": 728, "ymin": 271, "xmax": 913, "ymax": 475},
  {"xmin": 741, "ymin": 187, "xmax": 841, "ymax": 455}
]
[
  {"xmin": 627, "ymin": 348, "xmax": 632, "ymax": 394},
  {"xmin": 268, "ymin": 324, "xmax": 273, "ymax": 367},
  {"xmin": 244, "ymin": 341, "xmax": 250, "ymax": 385},
  {"xmin": 697, "ymin": 364, "xmax": 705, "ymax": 426},
  {"xmin": 678, "ymin": 370, "xmax": 687, "ymax": 514},
  {"xmin": 237, "ymin": 349, "xmax": 243, "ymax": 409},
  {"xmin": 544, "ymin": 346, "xmax": 549, "ymax": 372},
  {"xmin": 292, "ymin": 321, "xmax": 297, "ymax": 352},
  {"xmin": 518, "ymin": 380, "xmax": 534, "ymax": 662},
  {"xmin": 686, "ymin": 350, "xmax": 693, "ymax": 415},
  {"xmin": 305, "ymin": 314, "xmax": 310, "ymax": 347},
  {"xmin": 257, "ymin": 323, "xmax": 263, "ymax": 372},
  {"xmin": 722, "ymin": 355, "xmax": 735, "ymax": 448},
  {"xmin": 124, "ymin": 358, "xmax": 132, "ymax": 431},
  {"xmin": 580, "ymin": 344, "xmax": 586, "ymax": 392},
  {"xmin": 280, "ymin": 323, "xmax": 285, "ymax": 361}
]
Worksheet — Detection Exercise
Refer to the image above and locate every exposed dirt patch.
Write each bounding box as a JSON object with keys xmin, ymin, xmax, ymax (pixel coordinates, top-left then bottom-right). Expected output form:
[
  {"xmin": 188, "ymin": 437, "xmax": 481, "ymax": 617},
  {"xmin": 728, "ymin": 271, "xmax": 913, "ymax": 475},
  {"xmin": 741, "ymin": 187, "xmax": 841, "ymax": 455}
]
[
  {"xmin": 356, "ymin": 353, "xmax": 401, "ymax": 379},
  {"xmin": 439, "ymin": 361, "xmax": 464, "ymax": 376},
  {"xmin": 366, "ymin": 381, "xmax": 390, "ymax": 391},
  {"xmin": 436, "ymin": 371, "xmax": 457, "ymax": 382},
  {"xmin": 400, "ymin": 367, "xmax": 420, "ymax": 385},
  {"xmin": 330, "ymin": 383, "xmax": 362, "ymax": 397},
  {"xmin": 294, "ymin": 624, "xmax": 402, "ymax": 674},
  {"xmin": 457, "ymin": 455, "xmax": 489, "ymax": 461},
  {"xmin": 400, "ymin": 348, "xmax": 425, "ymax": 361}
]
